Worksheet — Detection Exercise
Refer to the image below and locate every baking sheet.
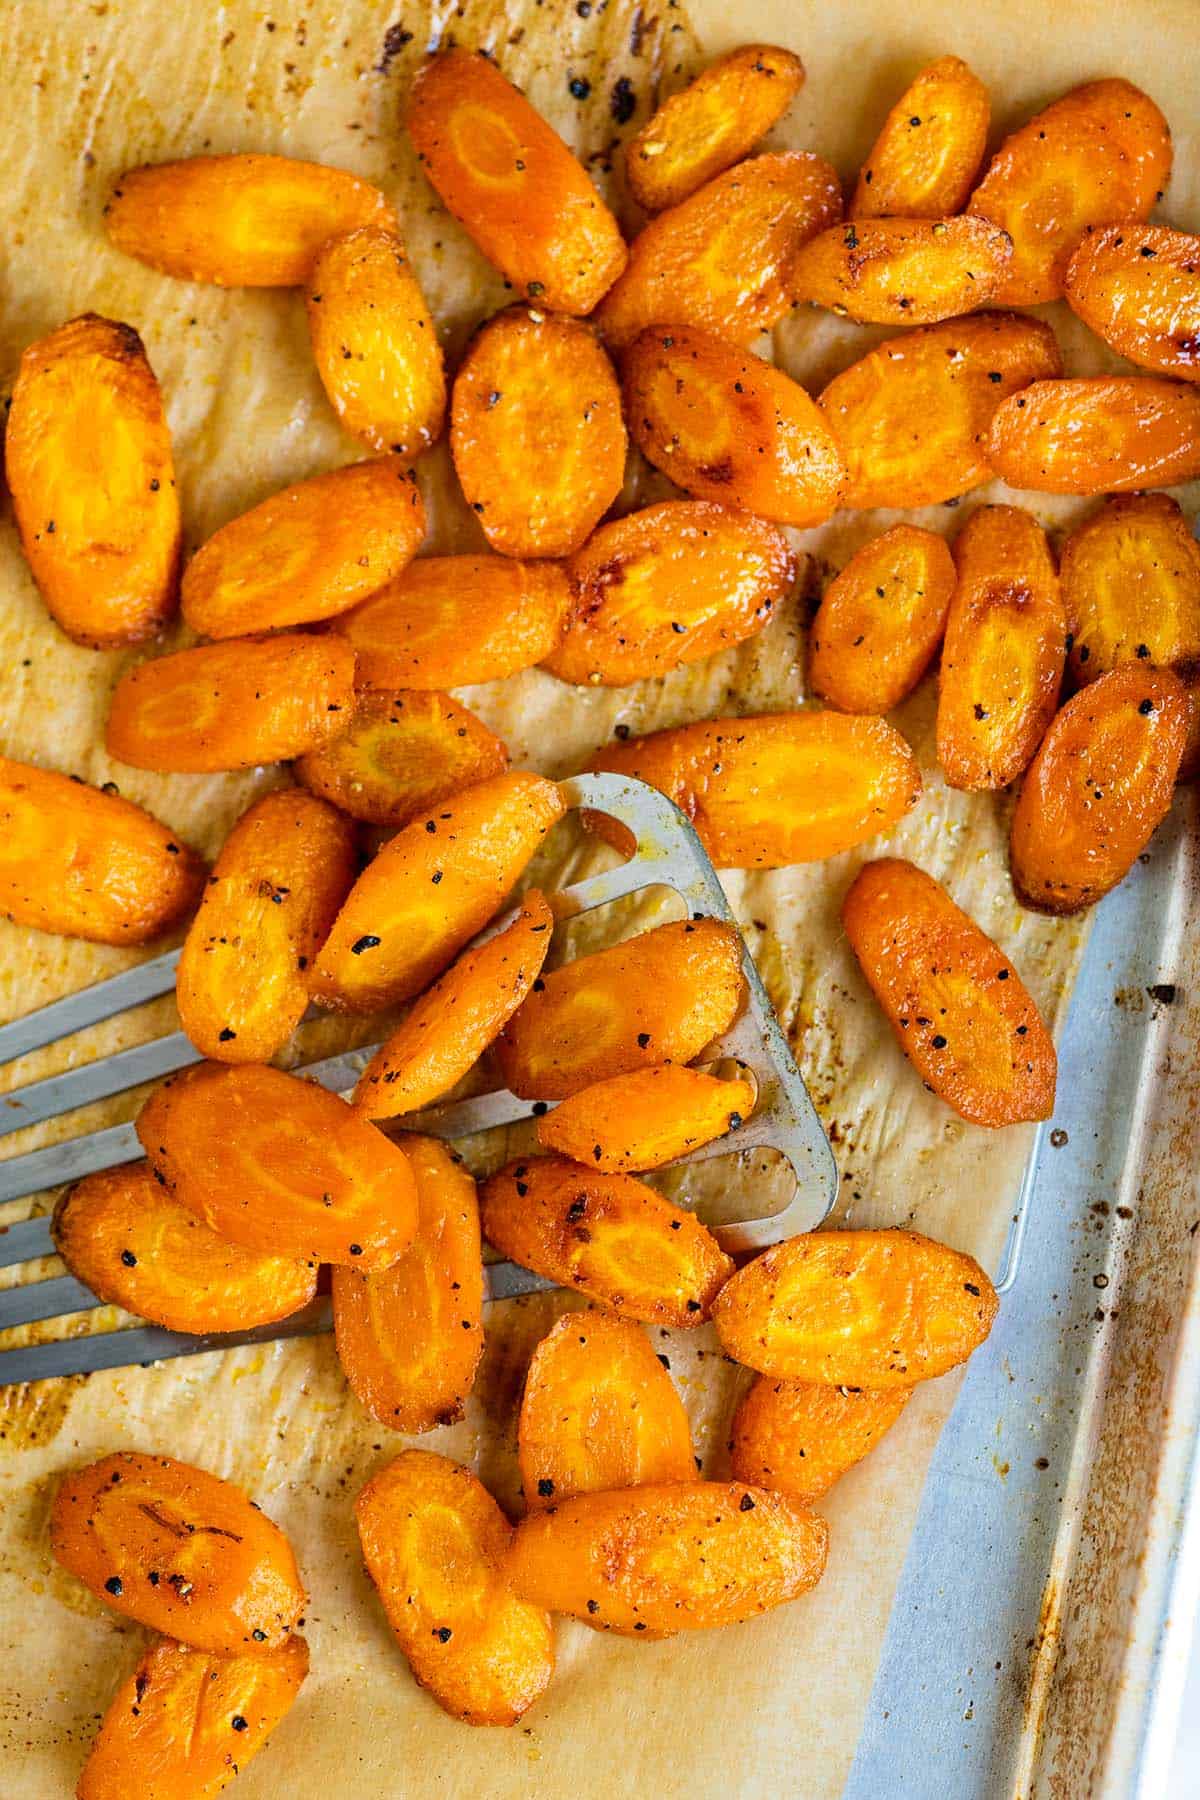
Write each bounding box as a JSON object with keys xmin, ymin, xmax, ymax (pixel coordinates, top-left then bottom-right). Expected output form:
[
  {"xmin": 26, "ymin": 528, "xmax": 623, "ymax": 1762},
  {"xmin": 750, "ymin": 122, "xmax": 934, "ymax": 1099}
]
[{"xmin": 0, "ymin": 0, "xmax": 1198, "ymax": 1793}]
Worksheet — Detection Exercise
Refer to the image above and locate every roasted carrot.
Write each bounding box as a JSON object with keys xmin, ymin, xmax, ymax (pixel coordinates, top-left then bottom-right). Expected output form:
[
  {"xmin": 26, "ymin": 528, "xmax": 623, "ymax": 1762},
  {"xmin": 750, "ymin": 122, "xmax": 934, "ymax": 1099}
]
[
  {"xmin": 1010, "ymin": 665, "xmax": 1188, "ymax": 913},
  {"xmin": 497, "ymin": 917, "xmax": 744, "ymax": 1100},
  {"xmin": 175, "ymin": 789, "xmax": 357, "ymax": 1063},
  {"xmin": 508, "ymin": 1482, "xmax": 828, "ymax": 1635},
  {"xmin": 77, "ymin": 1636, "xmax": 308, "ymax": 1800},
  {"xmin": 5, "ymin": 314, "xmax": 180, "ymax": 647},
  {"xmin": 310, "ymin": 771, "xmax": 564, "ymax": 1013},
  {"xmin": 407, "ymin": 48, "xmax": 626, "ymax": 314},
  {"xmin": 335, "ymin": 555, "xmax": 571, "ymax": 690},
  {"xmin": 354, "ymin": 892, "xmax": 554, "ymax": 1119},
  {"xmin": 105, "ymin": 152, "xmax": 392, "ymax": 285},
  {"xmin": 52, "ymin": 1164, "xmax": 317, "ymax": 1336},
  {"xmin": 968, "ymin": 79, "xmax": 1172, "ymax": 305},
  {"xmin": 713, "ymin": 1228, "xmax": 998, "ymax": 1386},
  {"xmin": 0, "ymin": 756, "xmax": 203, "ymax": 946},
  {"xmin": 519, "ymin": 1311, "xmax": 695, "ymax": 1508},
  {"xmin": 624, "ymin": 325, "xmax": 845, "ymax": 526},
  {"xmin": 818, "ymin": 312, "xmax": 1062, "ymax": 509},
  {"xmin": 51, "ymin": 1452, "xmax": 306, "ymax": 1653},
  {"xmin": 306, "ymin": 226, "xmax": 446, "ymax": 454},
  {"xmin": 332, "ymin": 1136, "xmax": 484, "ymax": 1431},
  {"xmin": 1059, "ymin": 493, "xmax": 1200, "ymax": 775},
  {"xmin": 987, "ymin": 376, "xmax": 1200, "ymax": 495},
  {"xmin": 106, "ymin": 634, "xmax": 357, "ymax": 773},
  {"xmin": 137, "ymin": 1063, "xmax": 419, "ymax": 1269},
  {"xmin": 1065, "ymin": 224, "xmax": 1200, "ymax": 382},
  {"xmin": 589, "ymin": 712, "xmax": 921, "ymax": 867},
  {"xmin": 936, "ymin": 505, "xmax": 1066, "ymax": 790},
  {"xmin": 842, "ymin": 857, "xmax": 1057, "ymax": 1125},
  {"xmin": 808, "ymin": 525, "xmax": 956, "ymax": 715},
  {"xmin": 180, "ymin": 457, "xmax": 425, "ymax": 639},
  {"xmin": 479, "ymin": 1155, "xmax": 733, "ymax": 1326},
  {"xmin": 356, "ymin": 1450, "xmax": 554, "ymax": 1725},
  {"xmin": 295, "ymin": 687, "xmax": 508, "ymax": 827},
  {"xmin": 625, "ymin": 44, "xmax": 806, "ymax": 211},
  {"xmin": 545, "ymin": 500, "xmax": 794, "ymax": 687},
  {"xmin": 537, "ymin": 1062, "xmax": 755, "ymax": 1173},
  {"xmin": 450, "ymin": 305, "xmax": 625, "ymax": 559},
  {"xmin": 791, "ymin": 215, "xmax": 1013, "ymax": 326},
  {"xmin": 730, "ymin": 1378, "xmax": 911, "ymax": 1504},
  {"xmin": 597, "ymin": 152, "xmax": 841, "ymax": 349},
  {"xmin": 851, "ymin": 55, "xmax": 990, "ymax": 219}
]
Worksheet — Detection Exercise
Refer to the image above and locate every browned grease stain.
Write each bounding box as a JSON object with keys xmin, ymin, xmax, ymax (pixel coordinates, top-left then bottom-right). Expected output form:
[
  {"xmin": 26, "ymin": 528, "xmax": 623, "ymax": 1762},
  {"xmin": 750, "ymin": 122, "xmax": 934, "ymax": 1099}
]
[{"xmin": 0, "ymin": 1376, "xmax": 85, "ymax": 1451}]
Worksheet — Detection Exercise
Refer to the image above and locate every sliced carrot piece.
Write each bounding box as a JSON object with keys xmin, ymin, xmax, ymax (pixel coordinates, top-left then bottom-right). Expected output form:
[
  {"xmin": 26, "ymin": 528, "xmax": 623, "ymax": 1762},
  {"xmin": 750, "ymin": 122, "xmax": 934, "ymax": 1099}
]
[
  {"xmin": 175, "ymin": 789, "xmax": 357, "ymax": 1063},
  {"xmin": 624, "ymin": 325, "xmax": 845, "ymax": 527},
  {"xmin": 295, "ymin": 687, "xmax": 508, "ymax": 826},
  {"xmin": 77, "ymin": 1635, "xmax": 308, "ymax": 1800},
  {"xmin": 987, "ymin": 376, "xmax": 1200, "ymax": 495},
  {"xmin": 1065, "ymin": 223, "xmax": 1200, "ymax": 382},
  {"xmin": 791, "ymin": 215, "xmax": 1012, "ymax": 325},
  {"xmin": 306, "ymin": 226, "xmax": 446, "ymax": 454},
  {"xmin": 507, "ymin": 1482, "xmax": 827, "ymax": 1635},
  {"xmin": 106, "ymin": 634, "xmax": 357, "ymax": 773},
  {"xmin": 589, "ymin": 712, "xmax": 921, "ymax": 868},
  {"xmin": 180, "ymin": 457, "xmax": 425, "ymax": 639},
  {"xmin": 479, "ymin": 1155, "xmax": 733, "ymax": 1326},
  {"xmin": 818, "ymin": 311, "xmax": 1062, "ymax": 510},
  {"xmin": 0, "ymin": 756, "xmax": 203, "ymax": 946},
  {"xmin": 597, "ymin": 152, "xmax": 841, "ymax": 349},
  {"xmin": 729, "ymin": 1378, "xmax": 911, "ymax": 1504},
  {"xmin": 713, "ymin": 1228, "xmax": 998, "ymax": 1386},
  {"xmin": 1060, "ymin": 493, "xmax": 1200, "ymax": 775},
  {"xmin": 335, "ymin": 554, "xmax": 571, "ymax": 690},
  {"xmin": 537, "ymin": 1062, "xmax": 754, "ymax": 1173},
  {"xmin": 407, "ymin": 48, "xmax": 626, "ymax": 315},
  {"xmin": 310, "ymin": 771, "xmax": 564, "ymax": 1013},
  {"xmin": 105, "ymin": 152, "xmax": 392, "ymax": 285},
  {"xmin": 518, "ymin": 1311, "xmax": 694, "ymax": 1508},
  {"xmin": 50, "ymin": 1451, "xmax": 306, "ymax": 1653},
  {"xmin": 842, "ymin": 857, "xmax": 1057, "ymax": 1125},
  {"xmin": 936, "ymin": 505, "xmax": 1066, "ymax": 791},
  {"xmin": 497, "ymin": 917, "xmax": 744, "ymax": 1100},
  {"xmin": 809, "ymin": 524, "xmax": 955, "ymax": 715},
  {"xmin": 136, "ymin": 1063, "xmax": 419, "ymax": 1269},
  {"xmin": 545, "ymin": 500, "xmax": 794, "ymax": 687},
  {"xmin": 332, "ymin": 1135, "xmax": 484, "ymax": 1431},
  {"xmin": 450, "ymin": 305, "xmax": 625, "ymax": 560},
  {"xmin": 851, "ymin": 55, "xmax": 990, "ymax": 219},
  {"xmin": 354, "ymin": 892, "xmax": 554, "ymax": 1118},
  {"xmin": 6, "ymin": 315, "xmax": 180, "ymax": 648},
  {"xmin": 1010, "ymin": 665, "xmax": 1188, "ymax": 914},
  {"xmin": 968, "ymin": 79, "xmax": 1172, "ymax": 306},
  {"xmin": 356, "ymin": 1449, "xmax": 554, "ymax": 1726},
  {"xmin": 625, "ymin": 45, "xmax": 806, "ymax": 212},
  {"xmin": 52, "ymin": 1164, "xmax": 317, "ymax": 1335}
]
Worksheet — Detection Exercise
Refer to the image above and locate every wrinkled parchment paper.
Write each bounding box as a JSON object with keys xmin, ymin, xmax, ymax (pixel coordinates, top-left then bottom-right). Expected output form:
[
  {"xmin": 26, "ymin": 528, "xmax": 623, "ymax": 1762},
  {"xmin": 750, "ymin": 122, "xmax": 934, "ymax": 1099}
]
[{"xmin": 2, "ymin": 1, "xmax": 1199, "ymax": 1793}]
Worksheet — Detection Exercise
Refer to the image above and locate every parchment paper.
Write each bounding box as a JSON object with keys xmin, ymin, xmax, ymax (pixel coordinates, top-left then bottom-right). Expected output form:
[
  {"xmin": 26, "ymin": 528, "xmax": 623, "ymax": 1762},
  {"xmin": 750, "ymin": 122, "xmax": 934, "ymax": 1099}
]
[{"xmin": 1, "ymin": 1, "xmax": 1198, "ymax": 1794}]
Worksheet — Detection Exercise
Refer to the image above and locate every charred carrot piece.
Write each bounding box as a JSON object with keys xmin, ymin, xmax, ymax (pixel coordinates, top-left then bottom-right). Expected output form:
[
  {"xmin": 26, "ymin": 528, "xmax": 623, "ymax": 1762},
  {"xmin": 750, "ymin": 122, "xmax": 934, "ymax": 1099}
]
[
  {"xmin": 851, "ymin": 56, "xmax": 990, "ymax": 219},
  {"xmin": 295, "ymin": 687, "xmax": 508, "ymax": 827},
  {"xmin": 537, "ymin": 1062, "xmax": 755, "ymax": 1173},
  {"xmin": 808, "ymin": 525, "xmax": 956, "ymax": 716},
  {"xmin": 987, "ymin": 376, "xmax": 1200, "ymax": 495},
  {"xmin": 842, "ymin": 857, "xmax": 1057, "ymax": 1125},
  {"xmin": 730, "ymin": 1377, "xmax": 912, "ymax": 1504},
  {"xmin": 51, "ymin": 1452, "xmax": 306, "ymax": 1654},
  {"xmin": 1064, "ymin": 223, "xmax": 1200, "ymax": 382},
  {"xmin": 479, "ymin": 1155, "xmax": 733, "ymax": 1326},
  {"xmin": 791, "ymin": 215, "xmax": 1013, "ymax": 326}
]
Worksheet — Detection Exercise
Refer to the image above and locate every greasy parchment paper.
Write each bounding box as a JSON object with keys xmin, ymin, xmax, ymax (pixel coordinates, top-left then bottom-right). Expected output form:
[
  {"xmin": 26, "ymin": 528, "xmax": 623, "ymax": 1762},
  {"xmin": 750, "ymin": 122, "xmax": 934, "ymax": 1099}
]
[{"xmin": 1, "ymin": 1, "xmax": 1199, "ymax": 1794}]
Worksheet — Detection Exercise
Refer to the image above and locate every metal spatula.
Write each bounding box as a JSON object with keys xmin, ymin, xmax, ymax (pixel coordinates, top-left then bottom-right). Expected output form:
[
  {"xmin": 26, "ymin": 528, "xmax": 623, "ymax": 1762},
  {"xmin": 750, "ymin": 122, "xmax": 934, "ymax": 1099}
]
[{"xmin": 0, "ymin": 772, "xmax": 838, "ymax": 1387}]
